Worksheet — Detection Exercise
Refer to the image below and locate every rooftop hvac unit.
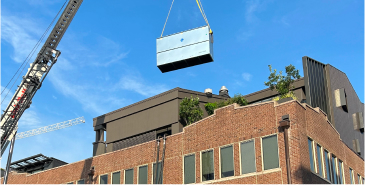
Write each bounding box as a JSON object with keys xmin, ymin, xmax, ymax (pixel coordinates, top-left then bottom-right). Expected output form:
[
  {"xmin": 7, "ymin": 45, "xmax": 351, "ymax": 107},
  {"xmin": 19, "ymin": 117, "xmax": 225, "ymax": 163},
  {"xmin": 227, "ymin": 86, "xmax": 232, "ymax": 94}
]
[{"xmin": 156, "ymin": 26, "xmax": 214, "ymax": 73}]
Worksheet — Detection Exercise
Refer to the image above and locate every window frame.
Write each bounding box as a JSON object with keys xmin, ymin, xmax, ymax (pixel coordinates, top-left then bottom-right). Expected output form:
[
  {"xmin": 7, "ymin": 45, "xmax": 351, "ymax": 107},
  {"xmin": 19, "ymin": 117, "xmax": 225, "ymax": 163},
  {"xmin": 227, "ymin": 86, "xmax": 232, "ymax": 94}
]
[
  {"xmin": 99, "ymin": 173, "xmax": 108, "ymax": 184},
  {"xmin": 124, "ymin": 168, "xmax": 134, "ymax": 184},
  {"xmin": 358, "ymin": 174, "xmax": 362, "ymax": 184},
  {"xmin": 307, "ymin": 137, "xmax": 317, "ymax": 173},
  {"xmin": 239, "ymin": 138, "xmax": 256, "ymax": 175},
  {"xmin": 152, "ymin": 161, "xmax": 164, "ymax": 184},
  {"xmin": 66, "ymin": 181, "xmax": 74, "ymax": 184},
  {"xmin": 337, "ymin": 159, "xmax": 345, "ymax": 184},
  {"xmin": 76, "ymin": 179, "xmax": 85, "ymax": 184},
  {"xmin": 349, "ymin": 167, "xmax": 355, "ymax": 184},
  {"xmin": 316, "ymin": 143, "xmax": 325, "ymax": 177},
  {"xmin": 110, "ymin": 170, "xmax": 121, "ymax": 184},
  {"xmin": 183, "ymin": 153, "xmax": 196, "ymax": 184},
  {"xmin": 329, "ymin": 153, "xmax": 338, "ymax": 184},
  {"xmin": 219, "ymin": 144, "xmax": 235, "ymax": 179},
  {"xmin": 323, "ymin": 148, "xmax": 331, "ymax": 181},
  {"xmin": 200, "ymin": 148, "xmax": 215, "ymax": 182},
  {"xmin": 261, "ymin": 133, "xmax": 280, "ymax": 171},
  {"xmin": 137, "ymin": 164, "xmax": 148, "ymax": 184}
]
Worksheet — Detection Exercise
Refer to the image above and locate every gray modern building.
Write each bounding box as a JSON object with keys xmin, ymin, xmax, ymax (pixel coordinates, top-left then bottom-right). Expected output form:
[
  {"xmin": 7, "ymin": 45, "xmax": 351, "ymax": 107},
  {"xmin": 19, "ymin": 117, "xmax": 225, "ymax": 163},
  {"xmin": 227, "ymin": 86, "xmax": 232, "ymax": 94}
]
[{"xmin": 93, "ymin": 56, "xmax": 364, "ymax": 159}]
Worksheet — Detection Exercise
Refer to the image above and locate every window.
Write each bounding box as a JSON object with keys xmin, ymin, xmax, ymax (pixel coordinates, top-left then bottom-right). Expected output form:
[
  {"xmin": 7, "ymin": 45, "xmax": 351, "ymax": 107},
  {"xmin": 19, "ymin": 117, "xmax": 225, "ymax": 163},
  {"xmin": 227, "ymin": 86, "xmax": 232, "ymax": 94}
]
[
  {"xmin": 308, "ymin": 138, "xmax": 315, "ymax": 172},
  {"xmin": 331, "ymin": 155, "xmax": 338, "ymax": 184},
  {"xmin": 349, "ymin": 168, "xmax": 354, "ymax": 184},
  {"xmin": 362, "ymin": 177, "xmax": 364, "ymax": 184},
  {"xmin": 125, "ymin": 169, "xmax": 134, "ymax": 184},
  {"xmin": 138, "ymin": 165, "xmax": 148, "ymax": 184},
  {"xmin": 262, "ymin": 135, "xmax": 279, "ymax": 170},
  {"xmin": 153, "ymin": 162, "xmax": 163, "ymax": 184},
  {"xmin": 338, "ymin": 160, "xmax": 344, "ymax": 184},
  {"xmin": 67, "ymin": 182, "xmax": 73, "ymax": 184},
  {"xmin": 112, "ymin": 171, "xmax": 120, "ymax": 184},
  {"xmin": 100, "ymin": 174, "xmax": 108, "ymax": 184},
  {"xmin": 240, "ymin": 140, "xmax": 256, "ymax": 174},
  {"xmin": 201, "ymin": 150, "xmax": 214, "ymax": 181},
  {"xmin": 77, "ymin": 179, "xmax": 84, "ymax": 184},
  {"xmin": 324, "ymin": 150, "xmax": 331, "ymax": 181},
  {"xmin": 316, "ymin": 144, "xmax": 323, "ymax": 177},
  {"xmin": 184, "ymin": 154, "xmax": 195, "ymax": 184},
  {"xmin": 220, "ymin": 145, "xmax": 234, "ymax": 178}
]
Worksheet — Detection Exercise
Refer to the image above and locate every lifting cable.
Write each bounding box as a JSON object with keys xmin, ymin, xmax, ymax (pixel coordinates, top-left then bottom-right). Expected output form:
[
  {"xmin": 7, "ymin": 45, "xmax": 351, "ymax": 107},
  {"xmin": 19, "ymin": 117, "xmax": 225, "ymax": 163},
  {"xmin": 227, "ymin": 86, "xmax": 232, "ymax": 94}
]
[
  {"xmin": 1, "ymin": 0, "xmax": 68, "ymax": 104},
  {"xmin": 154, "ymin": 136, "xmax": 161, "ymax": 184},
  {"xmin": 160, "ymin": 0, "xmax": 212, "ymax": 38},
  {"xmin": 157, "ymin": 134, "xmax": 166, "ymax": 184}
]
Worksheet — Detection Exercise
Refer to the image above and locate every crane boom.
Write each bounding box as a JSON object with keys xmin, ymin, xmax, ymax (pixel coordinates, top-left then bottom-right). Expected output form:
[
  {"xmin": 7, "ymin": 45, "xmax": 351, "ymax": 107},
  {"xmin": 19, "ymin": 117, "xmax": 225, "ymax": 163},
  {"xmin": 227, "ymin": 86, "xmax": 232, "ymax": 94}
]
[
  {"xmin": 0, "ymin": 0, "xmax": 83, "ymax": 156},
  {"xmin": 15, "ymin": 117, "xmax": 85, "ymax": 140}
]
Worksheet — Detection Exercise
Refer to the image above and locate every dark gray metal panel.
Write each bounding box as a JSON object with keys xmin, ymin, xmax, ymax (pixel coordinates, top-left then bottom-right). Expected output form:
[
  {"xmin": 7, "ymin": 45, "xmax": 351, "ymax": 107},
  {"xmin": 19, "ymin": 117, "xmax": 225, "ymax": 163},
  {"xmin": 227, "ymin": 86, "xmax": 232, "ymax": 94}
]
[
  {"xmin": 112, "ymin": 131, "xmax": 156, "ymax": 152},
  {"xmin": 326, "ymin": 65, "xmax": 364, "ymax": 158},
  {"xmin": 302, "ymin": 57, "xmax": 330, "ymax": 119}
]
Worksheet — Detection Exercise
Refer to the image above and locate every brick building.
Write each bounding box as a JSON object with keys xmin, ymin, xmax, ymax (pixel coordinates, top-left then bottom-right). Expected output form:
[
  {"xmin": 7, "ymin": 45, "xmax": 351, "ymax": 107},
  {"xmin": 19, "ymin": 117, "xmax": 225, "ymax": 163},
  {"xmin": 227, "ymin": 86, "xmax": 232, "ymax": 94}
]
[{"xmin": 2, "ymin": 100, "xmax": 364, "ymax": 184}]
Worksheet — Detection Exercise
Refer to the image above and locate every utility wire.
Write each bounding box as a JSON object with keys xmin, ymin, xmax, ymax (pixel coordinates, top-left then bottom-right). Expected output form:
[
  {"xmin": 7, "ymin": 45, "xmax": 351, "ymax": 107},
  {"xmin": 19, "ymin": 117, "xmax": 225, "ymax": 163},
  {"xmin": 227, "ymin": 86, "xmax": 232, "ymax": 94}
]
[{"xmin": 1, "ymin": 0, "xmax": 68, "ymax": 105}]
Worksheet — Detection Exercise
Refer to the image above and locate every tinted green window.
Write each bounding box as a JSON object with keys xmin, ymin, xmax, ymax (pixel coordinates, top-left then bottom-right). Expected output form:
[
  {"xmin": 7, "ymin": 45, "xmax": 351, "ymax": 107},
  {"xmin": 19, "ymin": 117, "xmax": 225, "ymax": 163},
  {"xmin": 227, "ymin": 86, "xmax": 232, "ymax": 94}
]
[
  {"xmin": 324, "ymin": 150, "xmax": 331, "ymax": 181},
  {"xmin": 308, "ymin": 138, "xmax": 315, "ymax": 172},
  {"xmin": 100, "ymin": 174, "xmax": 108, "ymax": 184},
  {"xmin": 184, "ymin": 154, "xmax": 195, "ymax": 184},
  {"xmin": 112, "ymin": 171, "xmax": 120, "ymax": 184},
  {"xmin": 316, "ymin": 145, "xmax": 323, "ymax": 177},
  {"xmin": 77, "ymin": 179, "xmax": 84, "ymax": 184},
  {"xmin": 262, "ymin": 135, "xmax": 279, "ymax": 170},
  {"xmin": 338, "ymin": 160, "xmax": 343, "ymax": 184},
  {"xmin": 240, "ymin": 140, "xmax": 256, "ymax": 174},
  {"xmin": 153, "ymin": 162, "xmax": 163, "ymax": 184},
  {"xmin": 220, "ymin": 146, "xmax": 234, "ymax": 178},
  {"xmin": 202, "ymin": 150, "xmax": 214, "ymax": 181},
  {"xmin": 331, "ymin": 155, "xmax": 337, "ymax": 184},
  {"xmin": 138, "ymin": 165, "xmax": 148, "ymax": 184},
  {"xmin": 125, "ymin": 169, "xmax": 134, "ymax": 184}
]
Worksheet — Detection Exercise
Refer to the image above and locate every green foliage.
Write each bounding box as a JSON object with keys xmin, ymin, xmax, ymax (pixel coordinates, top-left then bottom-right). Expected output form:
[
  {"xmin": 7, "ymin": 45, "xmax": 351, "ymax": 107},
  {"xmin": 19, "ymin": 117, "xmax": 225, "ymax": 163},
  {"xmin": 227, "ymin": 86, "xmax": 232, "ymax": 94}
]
[
  {"xmin": 204, "ymin": 94, "xmax": 249, "ymax": 115},
  {"xmin": 264, "ymin": 64, "xmax": 301, "ymax": 99},
  {"xmin": 179, "ymin": 96, "xmax": 203, "ymax": 125},
  {"xmin": 272, "ymin": 92, "xmax": 297, "ymax": 101},
  {"xmin": 204, "ymin": 102, "xmax": 217, "ymax": 115}
]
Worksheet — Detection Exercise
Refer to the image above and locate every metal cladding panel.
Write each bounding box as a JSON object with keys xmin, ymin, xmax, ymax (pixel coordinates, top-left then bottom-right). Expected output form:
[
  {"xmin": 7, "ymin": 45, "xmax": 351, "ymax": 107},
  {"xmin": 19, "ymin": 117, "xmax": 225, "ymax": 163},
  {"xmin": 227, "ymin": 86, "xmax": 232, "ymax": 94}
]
[{"xmin": 156, "ymin": 26, "xmax": 214, "ymax": 73}]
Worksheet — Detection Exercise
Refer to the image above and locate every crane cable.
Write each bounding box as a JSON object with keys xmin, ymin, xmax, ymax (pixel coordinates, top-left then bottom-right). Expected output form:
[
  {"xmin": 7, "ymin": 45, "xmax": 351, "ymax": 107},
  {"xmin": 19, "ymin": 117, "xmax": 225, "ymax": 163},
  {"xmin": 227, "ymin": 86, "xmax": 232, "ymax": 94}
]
[
  {"xmin": 1, "ymin": 0, "xmax": 68, "ymax": 105},
  {"xmin": 160, "ymin": 0, "xmax": 212, "ymax": 38}
]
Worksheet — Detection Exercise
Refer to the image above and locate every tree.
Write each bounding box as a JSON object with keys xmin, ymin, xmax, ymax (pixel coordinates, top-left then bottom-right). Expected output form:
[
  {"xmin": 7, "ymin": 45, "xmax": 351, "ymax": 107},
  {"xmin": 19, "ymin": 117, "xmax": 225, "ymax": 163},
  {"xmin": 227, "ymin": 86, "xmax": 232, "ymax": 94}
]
[
  {"xmin": 264, "ymin": 64, "xmax": 301, "ymax": 99},
  {"xmin": 204, "ymin": 94, "xmax": 248, "ymax": 116},
  {"xmin": 179, "ymin": 96, "xmax": 203, "ymax": 125}
]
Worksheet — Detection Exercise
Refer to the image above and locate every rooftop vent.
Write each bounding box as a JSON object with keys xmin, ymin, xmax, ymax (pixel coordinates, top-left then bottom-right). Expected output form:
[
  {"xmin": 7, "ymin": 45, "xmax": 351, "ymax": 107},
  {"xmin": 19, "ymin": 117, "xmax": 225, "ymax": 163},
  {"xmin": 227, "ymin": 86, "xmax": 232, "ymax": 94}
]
[
  {"xmin": 219, "ymin": 86, "xmax": 230, "ymax": 98},
  {"xmin": 205, "ymin": 88, "xmax": 212, "ymax": 97}
]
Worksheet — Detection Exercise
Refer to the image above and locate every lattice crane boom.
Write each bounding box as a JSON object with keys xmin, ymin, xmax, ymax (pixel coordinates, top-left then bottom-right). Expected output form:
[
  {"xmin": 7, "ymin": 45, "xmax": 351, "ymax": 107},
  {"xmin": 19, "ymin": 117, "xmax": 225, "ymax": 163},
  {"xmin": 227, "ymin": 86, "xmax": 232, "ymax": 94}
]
[{"xmin": 15, "ymin": 117, "xmax": 85, "ymax": 140}]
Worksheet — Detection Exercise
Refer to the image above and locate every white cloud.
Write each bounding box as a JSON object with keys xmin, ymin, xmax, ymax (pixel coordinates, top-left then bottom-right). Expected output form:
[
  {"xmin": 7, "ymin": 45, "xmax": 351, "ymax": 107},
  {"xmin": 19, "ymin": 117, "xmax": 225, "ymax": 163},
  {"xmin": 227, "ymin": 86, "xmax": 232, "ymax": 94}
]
[
  {"xmin": 242, "ymin": 73, "xmax": 252, "ymax": 81},
  {"xmin": 245, "ymin": 0, "xmax": 260, "ymax": 23},
  {"xmin": 52, "ymin": 95, "xmax": 57, "ymax": 99},
  {"xmin": 1, "ymin": 15, "xmax": 42, "ymax": 63},
  {"xmin": 116, "ymin": 75, "xmax": 169, "ymax": 97}
]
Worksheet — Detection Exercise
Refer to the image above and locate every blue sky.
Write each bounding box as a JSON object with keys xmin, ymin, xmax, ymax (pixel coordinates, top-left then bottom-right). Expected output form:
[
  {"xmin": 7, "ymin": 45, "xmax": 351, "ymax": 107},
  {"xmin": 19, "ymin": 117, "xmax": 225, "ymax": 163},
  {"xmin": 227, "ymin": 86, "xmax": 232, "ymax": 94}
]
[{"xmin": 1, "ymin": 0, "xmax": 363, "ymax": 168}]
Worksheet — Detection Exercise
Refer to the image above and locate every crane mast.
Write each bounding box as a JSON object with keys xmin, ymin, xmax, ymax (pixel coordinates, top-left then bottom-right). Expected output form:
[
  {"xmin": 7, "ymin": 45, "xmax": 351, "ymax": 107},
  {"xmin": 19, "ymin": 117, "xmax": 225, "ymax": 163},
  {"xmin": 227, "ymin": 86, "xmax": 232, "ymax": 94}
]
[{"xmin": 0, "ymin": 0, "xmax": 83, "ymax": 156}]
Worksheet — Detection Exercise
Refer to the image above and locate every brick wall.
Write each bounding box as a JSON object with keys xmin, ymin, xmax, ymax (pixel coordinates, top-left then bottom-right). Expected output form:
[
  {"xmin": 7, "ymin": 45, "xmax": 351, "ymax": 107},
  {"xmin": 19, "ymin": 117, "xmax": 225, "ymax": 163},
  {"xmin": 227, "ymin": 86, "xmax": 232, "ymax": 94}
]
[{"xmin": 2, "ymin": 101, "xmax": 363, "ymax": 184}]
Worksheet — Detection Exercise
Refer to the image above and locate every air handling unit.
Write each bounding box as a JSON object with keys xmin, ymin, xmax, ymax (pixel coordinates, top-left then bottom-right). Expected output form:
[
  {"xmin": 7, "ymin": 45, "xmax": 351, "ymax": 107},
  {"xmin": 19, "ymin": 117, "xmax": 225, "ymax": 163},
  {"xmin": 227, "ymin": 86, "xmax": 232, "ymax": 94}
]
[{"xmin": 156, "ymin": 26, "xmax": 214, "ymax": 73}]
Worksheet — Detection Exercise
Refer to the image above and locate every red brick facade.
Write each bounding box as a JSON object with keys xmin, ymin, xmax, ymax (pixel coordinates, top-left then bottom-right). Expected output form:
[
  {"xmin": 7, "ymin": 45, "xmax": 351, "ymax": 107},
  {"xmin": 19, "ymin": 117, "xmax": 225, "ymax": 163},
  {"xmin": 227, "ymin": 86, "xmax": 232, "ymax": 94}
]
[{"xmin": 2, "ymin": 100, "xmax": 364, "ymax": 184}]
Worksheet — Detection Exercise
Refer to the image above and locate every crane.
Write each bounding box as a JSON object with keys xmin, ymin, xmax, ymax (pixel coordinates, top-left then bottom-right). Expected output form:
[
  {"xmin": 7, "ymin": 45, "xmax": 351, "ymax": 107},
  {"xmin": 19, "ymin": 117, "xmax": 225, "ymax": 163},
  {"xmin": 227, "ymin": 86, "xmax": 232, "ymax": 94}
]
[
  {"xmin": 1, "ymin": 0, "xmax": 83, "ymax": 183},
  {"xmin": 15, "ymin": 116, "xmax": 85, "ymax": 140}
]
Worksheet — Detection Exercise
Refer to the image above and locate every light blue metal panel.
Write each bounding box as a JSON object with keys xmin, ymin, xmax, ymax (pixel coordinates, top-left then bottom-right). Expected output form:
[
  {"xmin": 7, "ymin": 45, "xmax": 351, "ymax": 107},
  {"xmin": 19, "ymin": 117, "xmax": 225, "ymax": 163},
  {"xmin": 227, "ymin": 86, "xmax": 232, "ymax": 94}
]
[
  {"xmin": 157, "ymin": 41, "xmax": 211, "ymax": 66},
  {"xmin": 156, "ymin": 26, "xmax": 210, "ymax": 53}
]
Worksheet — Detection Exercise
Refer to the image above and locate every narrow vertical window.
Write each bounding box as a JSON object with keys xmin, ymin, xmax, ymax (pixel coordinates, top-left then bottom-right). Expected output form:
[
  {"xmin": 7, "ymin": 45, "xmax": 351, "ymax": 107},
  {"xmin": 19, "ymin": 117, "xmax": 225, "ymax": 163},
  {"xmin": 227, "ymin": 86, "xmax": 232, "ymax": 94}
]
[
  {"xmin": 316, "ymin": 144, "xmax": 323, "ymax": 177},
  {"xmin": 358, "ymin": 174, "xmax": 361, "ymax": 184},
  {"xmin": 308, "ymin": 138, "xmax": 315, "ymax": 172},
  {"xmin": 201, "ymin": 150, "xmax": 214, "ymax": 181},
  {"xmin": 112, "ymin": 171, "xmax": 120, "ymax": 184},
  {"xmin": 240, "ymin": 140, "xmax": 256, "ymax": 174},
  {"xmin": 349, "ymin": 168, "xmax": 354, "ymax": 184},
  {"xmin": 331, "ymin": 155, "xmax": 338, "ymax": 184},
  {"xmin": 262, "ymin": 135, "xmax": 279, "ymax": 170},
  {"xmin": 324, "ymin": 150, "xmax": 331, "ymax": 181},
  {"xmin": 220, "ymin": 145, "xmax": 234, "ymax": 178},
  {"xmin": 125, "ymin": 169, "xmax": 134, "ymax": 184},
  {"xmin": 338, "ymin": 160, "xmax": 343, "ymax": 184},
  {"xmin": 77, "ymin": 179, "xmax": 84, "ymax": 184},
  {"xmin": 153, "ymin": 162, "xmax": 163, "ymax": 184},
  {"xmin": 184, "ymin": 154, "xmax": 195, "ymax": 184},
  {"xmin": 138, "ymin": 165, "xmax": 148, "ymax": 184},
  {"xmin": 100, "ymin": 174, "xmax": 108, "ymax": 184}
]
